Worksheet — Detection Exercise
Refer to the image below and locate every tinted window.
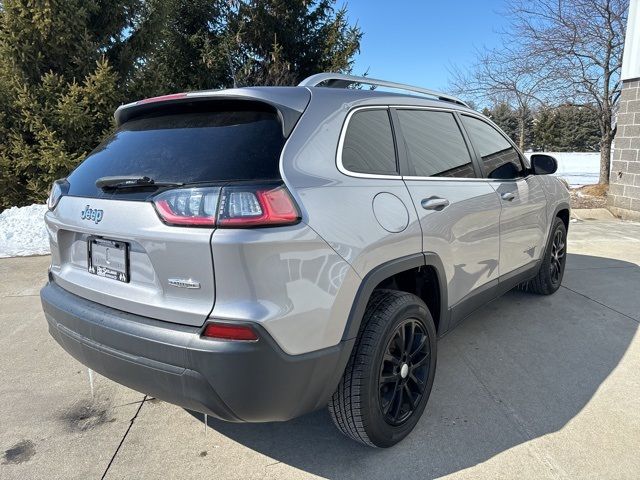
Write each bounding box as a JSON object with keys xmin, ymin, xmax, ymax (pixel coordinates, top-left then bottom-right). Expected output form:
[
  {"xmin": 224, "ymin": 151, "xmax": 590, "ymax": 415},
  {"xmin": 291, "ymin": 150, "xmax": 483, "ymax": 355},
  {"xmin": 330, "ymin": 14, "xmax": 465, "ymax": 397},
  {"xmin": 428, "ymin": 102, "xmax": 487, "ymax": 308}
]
[
  {"xmin": 342, "ymin": 109, "xmax": 397, "ymax": 175},
  {"xmin": 67, "ymin": 108, "xmax": 285, "ymax": 198},
  {"xmin": 397, "ymin": 110, "xmax": 475, "ymax": 178},
  {"xmin": 461, "ymin": 115, "xmax": 524, "ymax": 180}
]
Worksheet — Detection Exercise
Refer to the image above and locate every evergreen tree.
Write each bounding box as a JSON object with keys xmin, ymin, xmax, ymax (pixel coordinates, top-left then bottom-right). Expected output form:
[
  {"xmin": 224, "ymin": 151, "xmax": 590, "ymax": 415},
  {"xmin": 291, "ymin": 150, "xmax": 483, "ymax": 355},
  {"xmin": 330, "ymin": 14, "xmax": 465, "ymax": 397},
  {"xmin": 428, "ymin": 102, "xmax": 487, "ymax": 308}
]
[
  {"xmin": 0, "ymin": 1, "xmax": 157, "ymax": 209},
  {"xmin": 0, "ymin": 60, "xmax": 119, "ymax": 206},
  {"xmin": 1, "ymin": 0, "xmax": 156, "ymax": 88},
  {"xmin": 483, "ymin": 103, "xmax": 519, "ymax": 144},
  {"xmin": 482, "ymin": 102, "xmax": 533, "ymax": 150},
  {"xmin": 130, "ymin": 0, "xmax": 230, "ymax": 96},
  {"xmin": 533, "ymin": 104, "xmax": 600, "ymax": 152},
  {"xmin": 224, "ymin": 0, "xmax": 362, "ymax": 86},
  {"xmin": 532, "ymin": 106, "xmax": 558, "ymax": 151},
  {"xmin": 132, "ymin": 0, "xmax": 362, "ymax": 93},
  {"xmin": 0, "ymin": 0, "xmax": 362, "ymax": 209},
  {"xmin": 556, "ymin": 105, "xmax": 600, "ymax": 152}
]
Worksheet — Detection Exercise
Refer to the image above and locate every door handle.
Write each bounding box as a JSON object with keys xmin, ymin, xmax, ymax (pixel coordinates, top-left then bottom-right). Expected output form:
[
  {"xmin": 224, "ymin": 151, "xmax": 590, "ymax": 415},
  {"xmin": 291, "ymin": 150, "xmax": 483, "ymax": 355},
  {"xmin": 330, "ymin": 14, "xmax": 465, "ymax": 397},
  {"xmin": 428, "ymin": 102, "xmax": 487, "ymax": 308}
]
[
  {"xmin": 421, "ymin": 196, "xmax": 450, "ymax": 211},
  {"xmin": 501, "ymin": 192, "xmax": 515, "ymax": 201}
]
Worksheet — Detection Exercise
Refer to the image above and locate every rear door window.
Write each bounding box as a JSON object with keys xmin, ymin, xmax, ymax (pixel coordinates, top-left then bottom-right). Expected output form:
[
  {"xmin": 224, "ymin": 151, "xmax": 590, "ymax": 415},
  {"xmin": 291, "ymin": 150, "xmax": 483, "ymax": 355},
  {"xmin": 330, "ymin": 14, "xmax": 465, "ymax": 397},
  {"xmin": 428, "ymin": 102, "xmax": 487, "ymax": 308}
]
[
  {"xmin": 341, "ymin": 109, "xmax": 398, "ymax": 175},
  {"xmin": 66, "ymin": 106, "xmax": 286, "ymax": 198},
  {"xmin": 396, "ymin": 109, "xmax": 476, "ymax": 178},
  {"xmin": 460, "ymin": 115, "xmax": 525, "ymax": 180}
]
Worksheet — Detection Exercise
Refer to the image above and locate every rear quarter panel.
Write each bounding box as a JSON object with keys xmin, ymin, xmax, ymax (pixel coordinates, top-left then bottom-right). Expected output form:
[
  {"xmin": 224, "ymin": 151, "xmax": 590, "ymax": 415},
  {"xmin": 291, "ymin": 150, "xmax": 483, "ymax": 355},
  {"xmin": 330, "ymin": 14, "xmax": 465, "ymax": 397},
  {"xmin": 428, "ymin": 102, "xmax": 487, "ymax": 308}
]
[
  {"xmin": 262, "ymin": 91, "xmax": 424, "ymax": 353},
  {"xmin": 280, "ymin": 91, "xmax": 423, "ymax": 277},
  {"xmin": 209, "ymin": 224, "xmax": 361, "ymax": 355}
]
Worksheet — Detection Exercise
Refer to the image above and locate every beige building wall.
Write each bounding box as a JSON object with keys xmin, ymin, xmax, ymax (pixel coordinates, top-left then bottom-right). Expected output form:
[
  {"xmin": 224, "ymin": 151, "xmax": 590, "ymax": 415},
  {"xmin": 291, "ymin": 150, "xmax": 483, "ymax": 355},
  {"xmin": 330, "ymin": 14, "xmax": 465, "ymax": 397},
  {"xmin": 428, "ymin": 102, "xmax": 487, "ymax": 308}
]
[{"xmin": 609, "ymin": 0, "xmax": 640, "ymax": 220}]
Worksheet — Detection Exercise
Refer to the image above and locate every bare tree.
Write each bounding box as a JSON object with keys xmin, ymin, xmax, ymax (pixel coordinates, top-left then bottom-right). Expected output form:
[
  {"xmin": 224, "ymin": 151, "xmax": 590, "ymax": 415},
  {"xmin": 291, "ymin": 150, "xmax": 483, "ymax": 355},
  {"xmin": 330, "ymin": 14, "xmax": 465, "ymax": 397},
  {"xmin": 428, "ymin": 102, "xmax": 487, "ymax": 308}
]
[
  {"xmin": 506, "ymin": 0, "xmax": 628, "ymax": 184},
  {"xmin": 450, "ymin": 45, "xmax": 552, "ymax": 150}
]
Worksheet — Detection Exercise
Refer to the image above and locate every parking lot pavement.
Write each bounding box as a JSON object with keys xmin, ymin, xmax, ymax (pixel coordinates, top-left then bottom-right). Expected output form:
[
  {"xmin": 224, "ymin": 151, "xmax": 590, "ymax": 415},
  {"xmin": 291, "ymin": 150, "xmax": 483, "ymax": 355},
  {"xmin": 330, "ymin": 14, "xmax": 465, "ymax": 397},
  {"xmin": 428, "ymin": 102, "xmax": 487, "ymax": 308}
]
[{"xmin": 1, "ymin": 219, "xmax": 639, "ymax": 480}]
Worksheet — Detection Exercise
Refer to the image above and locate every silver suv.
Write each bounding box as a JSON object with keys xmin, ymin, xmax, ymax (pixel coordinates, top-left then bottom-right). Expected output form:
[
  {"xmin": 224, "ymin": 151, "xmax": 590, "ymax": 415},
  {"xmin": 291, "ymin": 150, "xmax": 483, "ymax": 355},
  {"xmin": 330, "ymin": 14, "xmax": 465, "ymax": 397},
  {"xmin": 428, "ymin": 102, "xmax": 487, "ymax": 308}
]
[{"xmin": 40, "ymin": 73, "xmax": 570, "ymax": 447}]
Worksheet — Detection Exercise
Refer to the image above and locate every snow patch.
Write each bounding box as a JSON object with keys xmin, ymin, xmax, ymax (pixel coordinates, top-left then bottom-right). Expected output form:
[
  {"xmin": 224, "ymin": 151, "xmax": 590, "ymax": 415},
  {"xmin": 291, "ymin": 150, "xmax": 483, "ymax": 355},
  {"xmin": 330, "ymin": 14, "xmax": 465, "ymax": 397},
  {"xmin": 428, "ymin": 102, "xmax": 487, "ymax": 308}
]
[
  {"xmin": 526, "ymin": 152, "xmax": 600, "ymax": 186},
  {"xmin": 0, "ymin": 204, "xmax": 50, "ymax": 258}
]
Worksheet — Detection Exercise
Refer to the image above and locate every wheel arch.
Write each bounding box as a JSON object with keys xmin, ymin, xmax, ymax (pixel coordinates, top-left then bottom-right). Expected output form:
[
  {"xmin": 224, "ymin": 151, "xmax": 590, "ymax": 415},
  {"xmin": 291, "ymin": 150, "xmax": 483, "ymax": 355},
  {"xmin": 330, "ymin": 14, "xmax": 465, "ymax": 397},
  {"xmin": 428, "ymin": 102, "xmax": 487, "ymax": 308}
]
[
  {"xmin": 341, "ymin": 253, "xmax": 449, "ymax": 341},
  {"xmin": 556, "ymin": 205, "xmax": 570, "ymax": 231},
  {"xmin": 545, "ymin": 202, "xmax": 571, "ymax": 251}
]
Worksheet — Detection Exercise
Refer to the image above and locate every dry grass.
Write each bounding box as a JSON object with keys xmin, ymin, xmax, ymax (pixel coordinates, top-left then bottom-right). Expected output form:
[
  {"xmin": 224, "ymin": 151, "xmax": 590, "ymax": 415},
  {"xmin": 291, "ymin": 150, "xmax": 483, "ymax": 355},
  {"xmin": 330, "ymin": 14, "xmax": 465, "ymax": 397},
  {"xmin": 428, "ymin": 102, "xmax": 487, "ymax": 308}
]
[
  {"xmin": 578, "ymin": 184, "xmax": 608, "ymax": 197},
  {"xmin": 570, "ymin": 183, "xmax": 608, "ymax": 209}
]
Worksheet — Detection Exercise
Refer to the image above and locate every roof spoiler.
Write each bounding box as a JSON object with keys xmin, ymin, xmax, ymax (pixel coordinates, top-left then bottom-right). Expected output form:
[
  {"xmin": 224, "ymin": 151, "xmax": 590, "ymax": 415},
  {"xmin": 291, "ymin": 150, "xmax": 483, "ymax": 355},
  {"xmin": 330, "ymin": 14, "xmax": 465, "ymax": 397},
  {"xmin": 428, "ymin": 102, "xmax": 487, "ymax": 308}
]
[{"xmin": 114, "ymin": 87, "xmax": 311, "ymax": 137}]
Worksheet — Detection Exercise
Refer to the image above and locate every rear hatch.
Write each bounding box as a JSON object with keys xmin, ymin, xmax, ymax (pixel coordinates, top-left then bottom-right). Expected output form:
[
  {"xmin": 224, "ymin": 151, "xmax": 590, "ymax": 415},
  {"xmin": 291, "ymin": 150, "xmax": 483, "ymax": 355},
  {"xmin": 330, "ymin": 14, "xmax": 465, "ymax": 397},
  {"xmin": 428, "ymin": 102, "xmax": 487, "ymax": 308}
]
[{"xmin": 46, "ymin": 90, "xmax": 309, "ymax": 326}]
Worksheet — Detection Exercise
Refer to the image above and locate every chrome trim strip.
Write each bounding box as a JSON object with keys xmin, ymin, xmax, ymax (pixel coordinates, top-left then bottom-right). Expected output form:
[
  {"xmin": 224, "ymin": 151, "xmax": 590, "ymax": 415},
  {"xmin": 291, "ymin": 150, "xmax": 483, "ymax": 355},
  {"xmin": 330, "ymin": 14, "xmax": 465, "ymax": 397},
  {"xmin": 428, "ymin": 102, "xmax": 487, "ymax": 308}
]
[
  {"xmin": 336, "ymin": 104, "xmax": 531, "ymax": 183},
  {"xmin": 337, "ymin": 105, "xmax": 485, "ymax": 182},
  {"xmin": 336, "ymin": 106, "xmax": 402, "ymax": 180}
]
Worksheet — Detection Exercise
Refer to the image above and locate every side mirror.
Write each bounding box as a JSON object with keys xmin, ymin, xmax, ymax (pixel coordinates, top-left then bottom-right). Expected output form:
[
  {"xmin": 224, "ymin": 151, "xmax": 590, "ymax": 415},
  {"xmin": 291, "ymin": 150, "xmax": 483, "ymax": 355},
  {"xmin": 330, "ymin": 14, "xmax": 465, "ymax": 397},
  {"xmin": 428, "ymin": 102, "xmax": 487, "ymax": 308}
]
[{"xmin": 530, "ymin": 154, "xmax": 558, "ymax": 175}]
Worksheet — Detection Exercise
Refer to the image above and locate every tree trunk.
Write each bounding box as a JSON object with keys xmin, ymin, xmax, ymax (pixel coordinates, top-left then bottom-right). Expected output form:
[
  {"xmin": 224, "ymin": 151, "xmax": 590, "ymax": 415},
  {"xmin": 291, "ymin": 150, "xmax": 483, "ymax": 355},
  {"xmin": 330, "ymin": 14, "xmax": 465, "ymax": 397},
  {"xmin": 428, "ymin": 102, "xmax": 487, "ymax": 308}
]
[
  {"xmin": 599, "ymin": 136, "xmax": 612, "ymax": 185},
  {"xmin": 518, "ymin": 116, "xmax": 525, "ymax": 151}
]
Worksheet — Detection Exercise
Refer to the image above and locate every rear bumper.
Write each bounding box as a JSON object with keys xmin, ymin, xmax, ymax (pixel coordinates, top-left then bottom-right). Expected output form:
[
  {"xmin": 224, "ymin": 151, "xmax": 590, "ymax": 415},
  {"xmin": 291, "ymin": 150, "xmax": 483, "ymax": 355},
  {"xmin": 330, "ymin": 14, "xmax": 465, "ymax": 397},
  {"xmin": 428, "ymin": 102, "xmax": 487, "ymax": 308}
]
[{"xmin": 41, "ymin": 282, "xmax": 353, "ymax": 422}]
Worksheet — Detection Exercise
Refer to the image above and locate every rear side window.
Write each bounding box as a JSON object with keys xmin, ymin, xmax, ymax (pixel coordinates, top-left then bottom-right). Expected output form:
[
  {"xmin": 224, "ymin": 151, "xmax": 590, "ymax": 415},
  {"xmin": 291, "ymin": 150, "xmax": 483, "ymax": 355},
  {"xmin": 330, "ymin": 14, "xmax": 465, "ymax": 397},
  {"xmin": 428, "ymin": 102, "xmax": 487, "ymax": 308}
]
[
  {"xmin": 461, "ymin": 115, "xmax": 524, "ymax": 180},
  {"xmin": 341, "ymin": 109, "xmax": 397, "ymax": 175},
  {"xmin": 66, "ymin": 108, "xmax": 285, "ymax": 198},
  {"xmin": 396, "ymin": 110, "xmax": 476, "ymax": 178}
]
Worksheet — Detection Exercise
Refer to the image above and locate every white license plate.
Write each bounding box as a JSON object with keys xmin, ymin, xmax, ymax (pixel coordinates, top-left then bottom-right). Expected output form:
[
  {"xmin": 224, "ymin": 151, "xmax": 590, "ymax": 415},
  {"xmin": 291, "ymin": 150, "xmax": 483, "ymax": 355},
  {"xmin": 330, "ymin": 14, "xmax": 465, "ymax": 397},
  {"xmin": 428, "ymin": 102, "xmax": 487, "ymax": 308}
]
[{"xmin": 88, "ymin": 238, "xmax": 129, "ymax": 283}]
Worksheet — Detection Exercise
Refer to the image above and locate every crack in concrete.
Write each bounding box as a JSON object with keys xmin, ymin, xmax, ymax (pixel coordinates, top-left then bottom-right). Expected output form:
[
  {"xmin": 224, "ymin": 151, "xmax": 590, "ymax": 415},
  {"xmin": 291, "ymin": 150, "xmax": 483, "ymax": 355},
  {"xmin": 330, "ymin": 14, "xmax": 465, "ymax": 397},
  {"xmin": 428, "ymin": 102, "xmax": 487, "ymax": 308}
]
[
  {"xmin": 561, "ymin": 285, "xmax": 639, "ymax": 324},
  {"xmin": 101, "ymin": 395, "xmax": 147, "ymax": 479},
  {"xmin": 565, "ymin": 266, "xmax": 637, "ymax": 271},
  {"xmin": 112, "ymin": 399, "xmax": 146, "ymax": 409}
]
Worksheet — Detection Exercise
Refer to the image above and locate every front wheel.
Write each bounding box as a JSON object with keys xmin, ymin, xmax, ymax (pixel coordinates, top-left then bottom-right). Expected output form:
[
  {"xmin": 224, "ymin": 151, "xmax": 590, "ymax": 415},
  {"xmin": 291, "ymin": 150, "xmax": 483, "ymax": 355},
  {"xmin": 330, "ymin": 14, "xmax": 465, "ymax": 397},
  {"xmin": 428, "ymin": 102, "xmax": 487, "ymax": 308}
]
[
  {"xmin": 522, "ymin": 216, "xmax": 567, "ymax": 295},
  {"xmin": 329, "ymin": 289, "xmax": 437, "ymax": 447}
]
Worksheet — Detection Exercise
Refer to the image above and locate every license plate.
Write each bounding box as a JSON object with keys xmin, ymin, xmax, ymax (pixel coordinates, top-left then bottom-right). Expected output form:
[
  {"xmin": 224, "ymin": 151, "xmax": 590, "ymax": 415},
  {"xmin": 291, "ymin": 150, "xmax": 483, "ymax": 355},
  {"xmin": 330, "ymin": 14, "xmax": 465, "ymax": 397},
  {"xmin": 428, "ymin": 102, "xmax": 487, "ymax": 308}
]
[{"xmin": 88, "ymin": 238, "xmax": 129, "ymax": 283}]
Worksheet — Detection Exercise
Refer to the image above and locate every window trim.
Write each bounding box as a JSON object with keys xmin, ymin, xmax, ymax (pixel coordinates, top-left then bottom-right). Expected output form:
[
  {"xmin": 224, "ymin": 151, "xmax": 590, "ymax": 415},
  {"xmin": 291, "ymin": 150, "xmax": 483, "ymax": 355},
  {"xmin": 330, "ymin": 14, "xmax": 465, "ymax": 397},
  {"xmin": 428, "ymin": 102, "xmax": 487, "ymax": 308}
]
[
  {"xmin": 458, "ymin": 112, "xmax": 530, "ymax": 181},
  {"xmin": 336, "ymin": 104, "xmax": 532, "ymax": 182},
  {"xmin": 391, "ymin": 106, "xmax": 483, "ymax": 180},
  {"xmin": 336, "ymin": 106, "xmax": 401, "ymax": 179}
]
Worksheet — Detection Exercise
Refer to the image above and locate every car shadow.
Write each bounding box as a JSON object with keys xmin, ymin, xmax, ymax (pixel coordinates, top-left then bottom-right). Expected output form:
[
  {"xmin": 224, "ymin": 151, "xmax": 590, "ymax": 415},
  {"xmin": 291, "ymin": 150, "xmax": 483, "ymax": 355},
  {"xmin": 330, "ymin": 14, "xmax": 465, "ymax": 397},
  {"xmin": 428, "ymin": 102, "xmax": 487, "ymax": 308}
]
[{"xmin": 189, "ymin": 253, "xmax": 639, "ymax": 479}]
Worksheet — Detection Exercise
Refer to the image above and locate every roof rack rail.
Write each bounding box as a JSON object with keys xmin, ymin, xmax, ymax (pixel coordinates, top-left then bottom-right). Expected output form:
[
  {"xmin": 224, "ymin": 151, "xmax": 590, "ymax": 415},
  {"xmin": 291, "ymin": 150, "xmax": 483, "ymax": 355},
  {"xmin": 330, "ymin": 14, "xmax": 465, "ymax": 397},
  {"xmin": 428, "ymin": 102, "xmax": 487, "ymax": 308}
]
[{"xmin": 298, "ymin": 72, "xmax": 469, "ymax": 108}]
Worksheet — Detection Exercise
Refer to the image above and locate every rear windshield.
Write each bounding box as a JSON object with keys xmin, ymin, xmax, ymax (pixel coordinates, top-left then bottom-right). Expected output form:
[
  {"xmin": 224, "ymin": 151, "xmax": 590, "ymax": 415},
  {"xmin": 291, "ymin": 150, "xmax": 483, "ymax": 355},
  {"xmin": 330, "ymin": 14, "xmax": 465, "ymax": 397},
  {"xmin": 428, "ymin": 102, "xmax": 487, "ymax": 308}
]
[{"xmin": 67, "ymin": 107, "xmax": 285, "ymax": 198}]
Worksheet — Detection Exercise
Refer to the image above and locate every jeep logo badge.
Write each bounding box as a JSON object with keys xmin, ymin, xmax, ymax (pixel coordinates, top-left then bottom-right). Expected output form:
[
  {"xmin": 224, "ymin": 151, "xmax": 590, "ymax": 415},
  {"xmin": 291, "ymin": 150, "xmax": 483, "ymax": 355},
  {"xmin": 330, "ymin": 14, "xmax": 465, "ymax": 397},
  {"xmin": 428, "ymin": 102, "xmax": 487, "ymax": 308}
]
[{"xmin": 81, "ymin": 205, "xmax": 104, "ymax": 224}]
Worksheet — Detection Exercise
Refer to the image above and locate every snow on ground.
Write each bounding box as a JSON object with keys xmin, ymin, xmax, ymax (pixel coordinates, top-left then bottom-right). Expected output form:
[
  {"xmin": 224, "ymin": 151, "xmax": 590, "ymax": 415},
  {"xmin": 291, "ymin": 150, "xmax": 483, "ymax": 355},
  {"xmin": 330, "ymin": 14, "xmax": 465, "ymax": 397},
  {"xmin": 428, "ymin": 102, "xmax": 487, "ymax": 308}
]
[
  {"xmin": 526, "ymin": 152, "xmax": 600, "ymax": 186},
  {"xmin": 0, "ymin": 204, "xmax": 50, "ymax": 258}
]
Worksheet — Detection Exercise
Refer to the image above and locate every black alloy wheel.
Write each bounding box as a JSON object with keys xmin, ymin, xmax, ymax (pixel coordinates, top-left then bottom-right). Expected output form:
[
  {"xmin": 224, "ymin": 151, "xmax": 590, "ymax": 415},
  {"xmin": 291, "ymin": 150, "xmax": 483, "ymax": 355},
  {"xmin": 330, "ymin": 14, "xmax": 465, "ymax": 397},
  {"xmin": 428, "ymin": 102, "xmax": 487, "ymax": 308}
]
[
  {"xmin": 549, "ymin": 228, "xmax": 566, "ymax": 286},
  {"xmin": 378, "ymin": 318, "xmax": 431, "ymax": 425},
  {"xmin": 520, "ymin": 216, "xmax": 568, "ymax": 295},
  {"xmin": 329, "ymin": 289, "xmax": 437, "ymax": 447}
]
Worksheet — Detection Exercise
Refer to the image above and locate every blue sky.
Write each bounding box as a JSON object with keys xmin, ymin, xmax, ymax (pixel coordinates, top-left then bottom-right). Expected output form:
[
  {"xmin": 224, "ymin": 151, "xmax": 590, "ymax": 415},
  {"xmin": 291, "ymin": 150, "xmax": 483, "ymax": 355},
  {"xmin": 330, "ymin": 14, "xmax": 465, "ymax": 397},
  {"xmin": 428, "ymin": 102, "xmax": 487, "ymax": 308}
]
[{"xmin": 345, "ymin": 0, "xmax": 509, "ymax": 90}]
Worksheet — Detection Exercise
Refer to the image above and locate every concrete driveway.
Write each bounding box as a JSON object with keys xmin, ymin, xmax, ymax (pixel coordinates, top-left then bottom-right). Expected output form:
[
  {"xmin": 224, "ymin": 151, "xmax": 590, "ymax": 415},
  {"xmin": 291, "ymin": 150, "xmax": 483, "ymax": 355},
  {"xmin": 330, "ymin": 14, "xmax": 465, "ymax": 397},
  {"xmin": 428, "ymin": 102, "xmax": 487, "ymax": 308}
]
[{"xmin": 1, "ymin": 218, "xmax": 639, "ymax": 479}]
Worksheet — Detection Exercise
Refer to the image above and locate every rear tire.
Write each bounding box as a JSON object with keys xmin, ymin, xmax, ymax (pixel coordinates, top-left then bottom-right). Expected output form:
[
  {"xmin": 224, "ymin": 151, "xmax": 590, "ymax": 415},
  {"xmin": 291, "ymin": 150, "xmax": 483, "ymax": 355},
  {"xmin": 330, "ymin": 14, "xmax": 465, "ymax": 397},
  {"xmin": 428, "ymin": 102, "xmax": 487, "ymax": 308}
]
[
  {"xmin": 521, "ymin": 216, "xmax": 567, "ymax": 295},
  {"xmin": 328, "ymin": 289, "xmax": 437, "ymax": 447}
]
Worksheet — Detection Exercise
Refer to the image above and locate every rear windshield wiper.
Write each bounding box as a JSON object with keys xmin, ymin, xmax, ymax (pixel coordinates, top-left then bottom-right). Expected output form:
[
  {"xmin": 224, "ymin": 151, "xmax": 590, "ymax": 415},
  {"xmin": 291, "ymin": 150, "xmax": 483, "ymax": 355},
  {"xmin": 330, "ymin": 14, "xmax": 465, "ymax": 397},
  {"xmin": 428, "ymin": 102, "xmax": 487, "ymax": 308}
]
[{"xmin": 96, "ymin": 176, "xmax": 183, "ymax": 191}]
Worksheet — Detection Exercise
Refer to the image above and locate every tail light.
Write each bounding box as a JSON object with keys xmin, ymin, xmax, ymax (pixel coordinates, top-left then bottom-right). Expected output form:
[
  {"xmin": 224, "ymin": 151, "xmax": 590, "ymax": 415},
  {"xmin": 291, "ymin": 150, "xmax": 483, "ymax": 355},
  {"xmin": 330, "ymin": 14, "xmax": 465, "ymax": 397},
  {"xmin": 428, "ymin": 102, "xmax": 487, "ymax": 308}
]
[
  {"xmin": 153, "ymin": 187, "xmax": 220, "ymax": 226},
  {"xmin": 201, "ymin": 322, "xmax": 258, "ymax": 341},
  {"xmin": 47, "ymin": 179, "xmax": 69, "ymax": 211},
  {"xmin": 152, "ymin": 183, "xmax": 300, "ymax": 228}
]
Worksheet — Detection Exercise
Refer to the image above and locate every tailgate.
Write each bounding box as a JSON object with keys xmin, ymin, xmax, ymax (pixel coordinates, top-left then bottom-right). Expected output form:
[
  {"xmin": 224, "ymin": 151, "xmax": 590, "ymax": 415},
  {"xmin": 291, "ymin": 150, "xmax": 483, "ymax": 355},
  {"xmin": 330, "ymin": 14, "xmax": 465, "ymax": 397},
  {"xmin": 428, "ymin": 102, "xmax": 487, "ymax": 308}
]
[
  {"xmin": 46, "ymin": 196, "xmax": 215, "ymax": 326},
  {"xmin": 45, "ymin": 94, "xmax": 307, "ymax": 327}
]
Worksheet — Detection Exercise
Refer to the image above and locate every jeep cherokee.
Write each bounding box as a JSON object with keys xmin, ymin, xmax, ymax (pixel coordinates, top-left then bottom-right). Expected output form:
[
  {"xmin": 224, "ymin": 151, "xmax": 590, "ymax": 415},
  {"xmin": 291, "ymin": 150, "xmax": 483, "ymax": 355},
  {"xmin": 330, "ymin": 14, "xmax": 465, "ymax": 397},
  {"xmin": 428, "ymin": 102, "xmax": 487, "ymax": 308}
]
[{"xmin": 40, "ymin": 73, "xmax": 570, "ymax": 447}]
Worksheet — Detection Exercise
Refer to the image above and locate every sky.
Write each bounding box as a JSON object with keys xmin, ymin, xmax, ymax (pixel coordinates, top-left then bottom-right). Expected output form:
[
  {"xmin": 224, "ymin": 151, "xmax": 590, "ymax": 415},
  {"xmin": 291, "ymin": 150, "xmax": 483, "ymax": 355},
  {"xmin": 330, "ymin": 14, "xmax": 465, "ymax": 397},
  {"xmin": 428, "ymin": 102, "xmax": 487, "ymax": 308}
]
[{"xmin": 345, "ymin": 0, "xmax": 510, "ymax": 91}]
